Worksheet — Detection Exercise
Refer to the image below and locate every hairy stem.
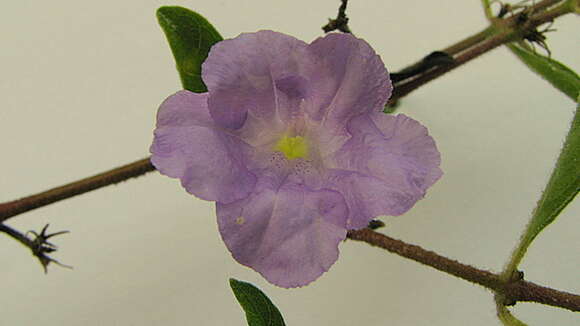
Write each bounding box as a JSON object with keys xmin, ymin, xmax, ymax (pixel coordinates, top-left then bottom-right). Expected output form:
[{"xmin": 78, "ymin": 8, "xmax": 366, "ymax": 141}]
[
  {"xmin": 390, "ymin": 0, "xmax": 573, "ymax": 103},
  {"xmin": 1, "ymin": 1, "xmax": 572, "ymax": 224},
  {"xmin": 0, "ymin": 0, "xmax": 577, "ymax": 312},
  {"xmin": 0, "ymin": 158, "xmax": 155, "ymax": 223},
  {"xmin": 442, "ymin": 27, "xmax": 494, "ymax": 56},
  {"xmin": 347, "ymin": 229, "xmax": 580, "ymax": 312},
  {"xmin": 0, "ymin": 223, "xmax": 32, "ymax": 248}
]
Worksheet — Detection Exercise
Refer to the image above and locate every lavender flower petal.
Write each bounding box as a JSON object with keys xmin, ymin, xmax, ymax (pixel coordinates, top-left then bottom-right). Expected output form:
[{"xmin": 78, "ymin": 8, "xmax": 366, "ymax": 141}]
[
  {"xmin": 217, "ymin": 177, "xmax": 348, "ymax": 288},
  {"xmin": 328, "ymin": 113, "xmax": 442, "ymax": 229},
  {"xmin": 303, "ymin": 33, "xmax": 391, "ymax": 136},
  {"xmin": 151, "ymin": 91, "xmax": 256, "ymax": 204},
  {"xmin": 202, "ymin": 31, "xmax": 309, "ymax": 131},
  {"xmin": 151, "ymin": 31, "xmax": 442, "ymax": 287}
]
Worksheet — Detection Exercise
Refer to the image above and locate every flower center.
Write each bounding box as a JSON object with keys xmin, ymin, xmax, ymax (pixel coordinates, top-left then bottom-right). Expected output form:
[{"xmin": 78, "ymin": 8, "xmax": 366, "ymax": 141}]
[{"xmin": 274, "ymin": 136, "xmax": 308, "ymax": 160}]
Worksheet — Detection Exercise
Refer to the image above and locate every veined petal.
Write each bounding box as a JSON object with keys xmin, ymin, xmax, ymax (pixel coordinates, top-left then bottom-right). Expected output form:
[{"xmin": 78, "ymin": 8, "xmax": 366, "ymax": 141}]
[
  {"xmin": 154, "ymin": 90, "xmax": 213, "ymax": 127},
  {"xmin": 152, "ymin": 31, "xmax": 442, "ymax": 288},
  {"xmin": 328, "ymin": 113, "xmax": 442, "ymax": 228},
  {"xmin": 150, "ymin": 91, "xmax": 256, "ymax": 204},
  {"xmin": 325, "ymin": 170, "xmax": 418, "ymax": 229},
  {"xmin": 203, "ymin": 30, "xmax": 310, "ymax": 136},
  {"xmin": 303, "ymin": 33, "xmax": 391, "ymax": 131},
  {"xmin": 217, "ymin": 178, "xmax": 348, "ymax": 288},
  {"xmin": 368, "ymin": 113, "xmax": 442, "ymax": 191}
]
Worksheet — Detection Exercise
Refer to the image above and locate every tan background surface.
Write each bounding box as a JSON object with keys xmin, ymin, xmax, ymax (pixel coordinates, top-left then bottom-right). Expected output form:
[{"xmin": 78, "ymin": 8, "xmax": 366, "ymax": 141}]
[{"xmin": 1, "ymin": 1, "xmax": 578, "ymax": 325}]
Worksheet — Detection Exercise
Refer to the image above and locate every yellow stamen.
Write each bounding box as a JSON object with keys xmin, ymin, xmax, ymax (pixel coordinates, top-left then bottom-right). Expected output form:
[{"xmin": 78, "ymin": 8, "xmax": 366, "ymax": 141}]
[{"xmin": 274, "ymin": 136, "xmax": 308, "ymax": 160}]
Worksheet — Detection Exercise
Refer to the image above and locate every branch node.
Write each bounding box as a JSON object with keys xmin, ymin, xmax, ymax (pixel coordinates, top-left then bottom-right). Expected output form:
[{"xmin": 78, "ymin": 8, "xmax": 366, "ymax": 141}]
[
  {"xmin": 322, "ymin": 0, "xmax": 352, "ymax": 33},
  {"xmin": 26, "ymin": 224, "xmax": 72, "ymax": 273}
]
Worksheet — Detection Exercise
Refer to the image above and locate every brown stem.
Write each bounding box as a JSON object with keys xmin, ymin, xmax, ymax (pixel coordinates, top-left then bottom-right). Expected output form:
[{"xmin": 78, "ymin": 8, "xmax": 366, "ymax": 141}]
[
  {"xmin": 0, "ymin": 0, "xmax": 571, "ymax": 227},
  {"xmin": 0, "ymin": 0, "xmax": 576, "ymax": 312},
  {"xmin": 0, "ymin": 223, "xmax": 33, "ymax": 249},
  {"xmin": 390, "ymin": 33, "xmax": 507, "ymax": 102},
  {"xmin": 347, "ymin": 229, "xmax": 580, "ymax": 312},
  {"xmin": 0, "ymin": 223, "xmax": 71, "ymax": 272},
  {"xmin": 442, "ymin": 27, "xmax": 493, "ymax": 56},
  {"xmin": 390, "ymin": 0, "xmax": 571, "ymax": 103},
  {"xmin": 530, "ymin": 0, "xmax": 573, "ymax": 23},
  {"xmin": 322, "ymin": 0, "xmax": 351, "ymax": 33},
  {"xmin": 0, "ymin": 158, "xmax": 155, "ymax": 223},
  {"xmin": 525, "ymin": 0, "xmax": 565, "ymax": 13}
]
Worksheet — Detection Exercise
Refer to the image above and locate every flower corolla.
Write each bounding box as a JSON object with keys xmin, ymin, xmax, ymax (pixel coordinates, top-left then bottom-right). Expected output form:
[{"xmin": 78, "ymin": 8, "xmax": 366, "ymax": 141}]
[{"xmin": 151, "ymin": 31, "xmax": 442, "ymax": 287}]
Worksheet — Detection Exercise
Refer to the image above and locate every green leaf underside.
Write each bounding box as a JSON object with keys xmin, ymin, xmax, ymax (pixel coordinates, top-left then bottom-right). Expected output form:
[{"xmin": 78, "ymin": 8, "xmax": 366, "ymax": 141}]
[
  {"xmin": 157, "ymin": 6, "xmax": 223, "ymax": 92},
  {"xmin": 229, "ymin": 279, "xmax": 286, "ymax": 326},
  {"xmin": 529, "ymin": 103, "xmax": 579, "ymax": 239},
  {"xmin": 508, "ymin": 43, "xmax": 580, "ymax": 101},
  {"xmin": 505, "ymin": 101, "xmax": 579, "ymax": 276},
  {"xmin": 497, "ymin": 304, "xmax": 529, "ymax": 326}
]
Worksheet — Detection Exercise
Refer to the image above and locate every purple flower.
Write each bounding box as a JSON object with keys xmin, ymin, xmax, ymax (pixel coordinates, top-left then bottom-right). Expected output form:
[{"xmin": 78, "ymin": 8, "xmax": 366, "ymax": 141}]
[{"xmin": 151, "ymin": 31, "xmax": 442, "ymax": 288}]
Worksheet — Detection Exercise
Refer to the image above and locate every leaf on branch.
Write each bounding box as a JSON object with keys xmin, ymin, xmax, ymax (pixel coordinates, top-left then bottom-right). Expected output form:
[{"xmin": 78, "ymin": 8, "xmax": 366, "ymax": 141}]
[
  {"xmin": 496, "ymin": 297, "xmax": 529, "ymax": 326},
  {"xmin": 521, "ymin": 100, "xmax": 579, "ymax": 247},
  {"xmin": 508, "ymin": 43, "xmax": 580, "ymax": 101},
  {"xmin": 229, "ymin": 278, "xmax": 286, "ymax": 326},
  {"xmin": 504, "ymin": 100, "xmax": 579, "ymax": 277},
  {"xmin": 157, "ymin": 6, "xmax": 223, "ymax": 92}
]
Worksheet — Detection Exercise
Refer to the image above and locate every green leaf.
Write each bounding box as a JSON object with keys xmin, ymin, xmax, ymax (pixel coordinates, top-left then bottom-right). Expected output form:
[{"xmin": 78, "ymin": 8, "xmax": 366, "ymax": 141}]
[
  {"xmin": 229, "ymin": 278, "xmax": 286, "ymax": 326},
  {"xmin": 529, "ymin": 102, "xmax": 580, "ymax": 242},
  {"xmin": 157, "ymin": 6, "xmax": 223, "ymax": 92},
  {"xmin": 508, "ymin": 43, "xmax": 580, "ymax": 101},
  {"xmin": 503, "ymin": 101, "xmax": 580, "ymax": 278},
  {"xmin": 496, "ymin": 299, "xmax": 529, "ymax": 326}
]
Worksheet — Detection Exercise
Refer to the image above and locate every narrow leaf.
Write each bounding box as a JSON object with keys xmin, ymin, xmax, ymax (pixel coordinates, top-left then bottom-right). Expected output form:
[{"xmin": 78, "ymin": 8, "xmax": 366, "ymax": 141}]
[
  {"xmin": 157, "ymin": 6, "xmax": 223, "ymax": 92},
  {"xmin": 229, "ymin": 278, "xmax": 286, "ymax": 326},
  {"xmin": 496, "ymin": 302, "xmax": 529, "ymax": 326},
  {"xmin": 508, "ymin": 43, "xmax": 580, "ymax": 101},
  {"xmin": 529, "ymin": 102, "xmax": 580, "ymax": 240},
  {"xmin": 503, "ymin": 101, "xmax": 580, "ymax": 278}
]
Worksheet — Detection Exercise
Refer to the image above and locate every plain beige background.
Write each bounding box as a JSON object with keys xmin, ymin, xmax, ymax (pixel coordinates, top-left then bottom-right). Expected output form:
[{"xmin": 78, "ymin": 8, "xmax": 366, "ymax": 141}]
[{"xmin": 1, "ymin": 1, "xmax": 578, "ymax": 325}]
